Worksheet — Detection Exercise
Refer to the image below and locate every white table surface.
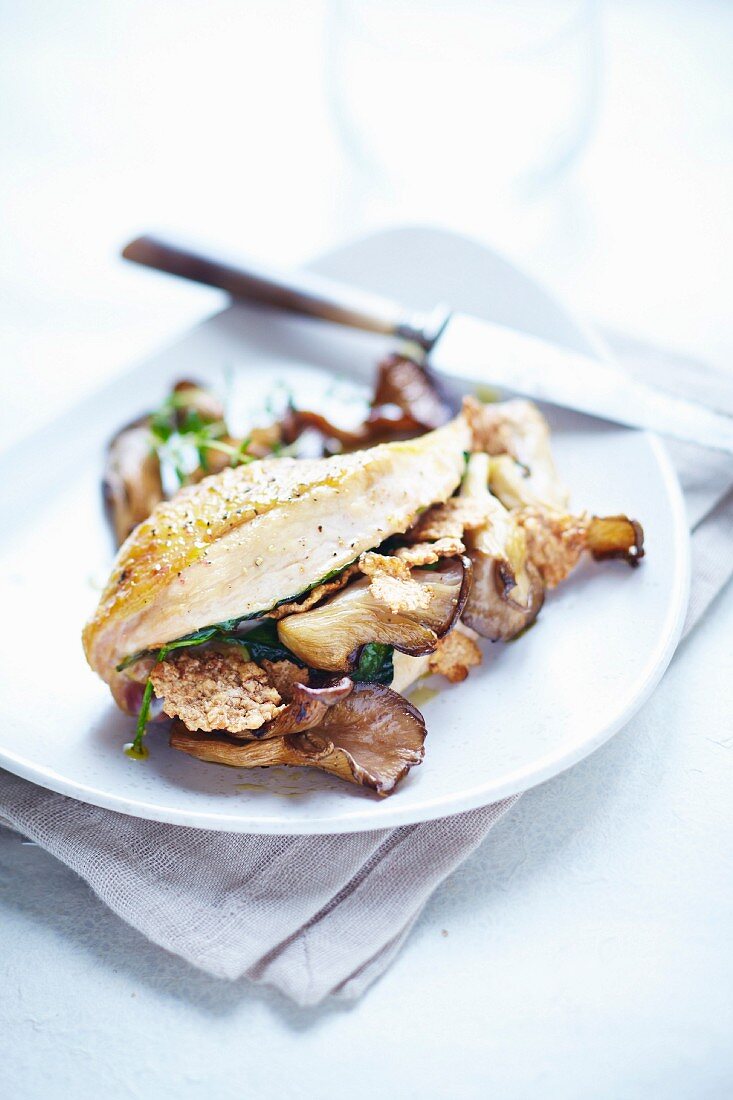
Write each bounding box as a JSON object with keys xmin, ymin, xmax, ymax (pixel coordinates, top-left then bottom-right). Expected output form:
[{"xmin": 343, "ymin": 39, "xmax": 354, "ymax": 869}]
[{"xmin": 1, "ymin": 2, "xmax": 731, "ymax": 1097}]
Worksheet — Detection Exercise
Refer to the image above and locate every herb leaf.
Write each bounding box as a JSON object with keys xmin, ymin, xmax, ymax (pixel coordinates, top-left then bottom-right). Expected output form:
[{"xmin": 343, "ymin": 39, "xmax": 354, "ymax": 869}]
[
  {"xmin": 124, "ymin": 643, "xmax": 170, "ymax": 759},
  {"xmin": 122, "ymin": 633, "xmax": 394, "ymax": 762},
  {"xmin": 350, "ymin": 643, "xmax": 394, "ymax": 685},
  {"xmin": 117, "ymin": 627, "xmax": 219, "ymax": 672},
  {"xmin": 148, "ymin": 388, "xmax": 255, "ymax": 490},
  {"xmin": 220, "ymin": 620, "xmax": 305, "ymax": 666}
]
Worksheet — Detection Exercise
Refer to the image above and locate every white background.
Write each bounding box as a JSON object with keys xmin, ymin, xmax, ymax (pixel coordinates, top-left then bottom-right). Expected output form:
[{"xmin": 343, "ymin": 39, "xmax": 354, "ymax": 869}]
[{"xmin": 1, "ymin": 1, "xmax": 732, "ymax": 1096}]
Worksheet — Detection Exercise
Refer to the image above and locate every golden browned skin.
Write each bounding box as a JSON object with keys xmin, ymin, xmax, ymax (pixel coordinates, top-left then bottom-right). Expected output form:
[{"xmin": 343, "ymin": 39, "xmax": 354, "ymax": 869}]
[{"xmin": 83, "ymin": 416, "xmax": 470, "ymax": 694}]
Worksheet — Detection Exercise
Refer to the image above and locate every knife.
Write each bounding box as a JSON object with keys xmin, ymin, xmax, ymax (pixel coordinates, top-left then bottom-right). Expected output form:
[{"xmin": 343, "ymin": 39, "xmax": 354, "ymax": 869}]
[{"xmin": 122, "ymin": 234, "xmax": 733, "ymax": 455}]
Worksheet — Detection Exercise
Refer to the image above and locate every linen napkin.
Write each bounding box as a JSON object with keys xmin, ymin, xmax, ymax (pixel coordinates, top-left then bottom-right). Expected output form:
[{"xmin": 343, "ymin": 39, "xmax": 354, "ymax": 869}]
[{"xmin": 1, "ymin": 334, "xmax": 731, "ymax": 1006}]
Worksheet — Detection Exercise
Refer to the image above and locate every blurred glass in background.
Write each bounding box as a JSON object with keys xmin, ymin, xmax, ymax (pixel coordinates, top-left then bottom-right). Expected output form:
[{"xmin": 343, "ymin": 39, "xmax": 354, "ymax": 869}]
[
  {"xmin": 327, "ymin": 0, "xmax": 601, "ymax": 243},
  {"xmin": 1, "ymin": 0, "xmax": 731, "ymax": 451}
]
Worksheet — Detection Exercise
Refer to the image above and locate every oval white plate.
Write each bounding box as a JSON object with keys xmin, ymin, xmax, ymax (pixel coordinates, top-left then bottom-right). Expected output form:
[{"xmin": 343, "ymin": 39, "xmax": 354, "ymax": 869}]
[{"xmin": 0, "ymin": 227, "xmax": 689, "ymax": 833}]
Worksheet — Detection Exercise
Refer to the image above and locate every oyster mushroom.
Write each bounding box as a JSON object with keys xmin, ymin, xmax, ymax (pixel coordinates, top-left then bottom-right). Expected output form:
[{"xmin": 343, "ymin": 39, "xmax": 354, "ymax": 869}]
[
  {"xmin": 517, "ymin": 508, "xmax": 644, "ymax": 587},
  {"xmin": 170, "ymin": 682, "xmax": 427, "ymax": 795},
  {"xmin": 103, "ymin": 380, "xmax": 233, "ymax": 546},
  {"xmin": 584, "ymin": 515, "xmax": 645, "ymax": 565},
  {"xmin": 280, "ymin": 354, "xmax": 452, "ymax": 454},
  {"xmin": 277, "ymin": 556, "xmax": 472, "ymax": 671},
  {"xmin": 488, "ymin": 453, "xmax": 548, "ymax": 511},
  {"xmin": 104, "ymin": 417, "xmax": 164, "ymax": 547},
  {"xmin": 460, "ymin": 453, "xmax": 544, "ymax": 641},
  {"xmin": 463, "ymin": 396, "xmax": 569, "ymax": 510},
  {"xmin": 462, "ymin": 553, "xmax": 544, "ymax": 641},
  {"xmin": 258, "ymin": 676, "xmax": 355, "ymax": 738},
  {"xmin": 490, "ymin": 456, "xmax": 644, "ymax": 585},
  {"xmin": 369, "ymin": 353, "xmax": 453, "ymax": 433}
]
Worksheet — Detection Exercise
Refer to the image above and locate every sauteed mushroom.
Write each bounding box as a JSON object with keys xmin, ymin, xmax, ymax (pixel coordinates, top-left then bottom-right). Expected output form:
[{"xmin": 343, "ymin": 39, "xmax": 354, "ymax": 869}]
[
  {"xmin": 517, "ymin": 508, "xmax": 644, "ymax": 587},
  {"xmin": 459, "ymin": 453, "xmax": 544, "ymax": 641},
  {"xmin": 277, "ymin": 557, "xmax": 472, "ymax": 671},
  {"xmin": 103, "ymin": 380, "xmax": 235, "ymax": 546},
  {"xmin": 462, "ymin": 554, "xmax": 544, "ymax": 641},
  {"xmin": 281, "ymin": 354, "xmax": 453, "ymax": 453},
  {"xmin": 370, "ymin": 353, "xmax": 453, "ymax": 432},
  {"xmin": 258, "ymin": 676, "xmax": 354, "ymax": 738},
  {"xmin": 464, "ymin": 396, "xmax": 569, "ymax": 510},
  {"xmin": 104, "ymin": 418, "xmax": 164, "ymax": 546},
  {"xmin": 170, "ymin": 682, "xmax": 427, "ymax": 795}
]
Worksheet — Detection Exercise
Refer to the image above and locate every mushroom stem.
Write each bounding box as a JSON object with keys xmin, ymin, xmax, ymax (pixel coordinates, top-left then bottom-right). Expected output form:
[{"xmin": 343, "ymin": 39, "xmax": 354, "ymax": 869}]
[{"xmin": 460, "ymin": 453, "xmax": 545, "ymax": 641}]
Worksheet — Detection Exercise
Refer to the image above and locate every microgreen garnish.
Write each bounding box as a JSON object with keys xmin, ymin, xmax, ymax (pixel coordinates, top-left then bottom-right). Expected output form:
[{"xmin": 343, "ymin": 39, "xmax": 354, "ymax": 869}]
[{"xmin": 148, "ymin": 389, "xmax": 255, "ymax": 489}]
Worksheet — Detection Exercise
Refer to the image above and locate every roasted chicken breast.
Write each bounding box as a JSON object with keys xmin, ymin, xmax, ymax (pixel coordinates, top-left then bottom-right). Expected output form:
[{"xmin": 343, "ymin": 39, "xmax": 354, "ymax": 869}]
[{"xmin": 83, "ymin": 415, "xmax": 470, "ymax": 692}]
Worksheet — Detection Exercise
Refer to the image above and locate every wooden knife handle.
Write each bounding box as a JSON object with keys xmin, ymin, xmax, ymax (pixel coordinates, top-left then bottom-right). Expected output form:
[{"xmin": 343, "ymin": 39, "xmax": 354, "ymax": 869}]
[{"xmin": 122, "ymin": 234, "xmax": 450, "ymax": 349}]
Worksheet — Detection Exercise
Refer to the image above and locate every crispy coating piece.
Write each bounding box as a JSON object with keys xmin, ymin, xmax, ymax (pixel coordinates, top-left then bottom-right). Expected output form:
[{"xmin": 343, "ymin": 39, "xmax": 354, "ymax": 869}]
[
  {"xmin": 358, "ymin": 551, "xmax": 411, "ymax": 581},
  {"xmin": 358, "ymin": 551, "xmax": 432, "ymax": 614},
  {"xmin": 427, "ymin": 629, "xmax": 483, "ymax": 683},
  {"xmin": 269, "ymin": 543, "xmax": 465, "ymax": 622},
  {"xmin": 407, "ymin": 498, "xmax": 488, "ymax": 542},
  {"xmin": 260, "ymin": 659, "xmax": 310, "ymax": 701},
  {"xmin": 149, "ymin": 649, "xmax": 283, "ymax": 734},
  {"xmin": 369, "ymin": 573, "xmax": 432, "ymax": 615},
  {"xmin": 516, "ymin": 509, "xmax": 587, "ymax": 588},
  {"xmin": 267, "ymin": 565, "xmax": 360, "ymax": 620},
  {"xmin": 392, "ymin": 538, "xmax": 466, "ymax": 566},
  {"xmin": 516, "ymin": 509, "xmax": 644, "ymax": 587}
]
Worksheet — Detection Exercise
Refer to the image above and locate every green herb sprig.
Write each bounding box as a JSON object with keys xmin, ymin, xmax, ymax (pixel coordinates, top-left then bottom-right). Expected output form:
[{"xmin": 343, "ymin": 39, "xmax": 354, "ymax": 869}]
[
  {"xmin": 124, "ymin": 644, "xmax": 170, "ymax": 760},
  {"xmin": 149, "ymin": 390, "xmax": 254, "ymax": 488}
]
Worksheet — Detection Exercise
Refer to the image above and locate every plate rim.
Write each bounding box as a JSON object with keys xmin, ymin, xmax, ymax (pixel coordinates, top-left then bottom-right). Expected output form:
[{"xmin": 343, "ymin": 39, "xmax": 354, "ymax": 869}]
[{"xmin": 0, "ymin": 225, "xmax": 691, "ymax": 832}]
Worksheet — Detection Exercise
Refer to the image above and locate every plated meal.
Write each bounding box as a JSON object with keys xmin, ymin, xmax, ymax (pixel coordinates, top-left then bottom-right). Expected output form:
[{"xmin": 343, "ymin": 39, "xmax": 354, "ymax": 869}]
[{"xmin": 82, "ymin": 352, "xmax": 644, "ymax": 798}]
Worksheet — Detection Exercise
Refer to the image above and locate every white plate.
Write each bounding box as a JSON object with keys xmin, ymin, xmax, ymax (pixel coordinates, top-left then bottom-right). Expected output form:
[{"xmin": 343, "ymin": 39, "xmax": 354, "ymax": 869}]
[{"xmin": 0, "ymin": 227, "xmax": 689, "ymax": 833}]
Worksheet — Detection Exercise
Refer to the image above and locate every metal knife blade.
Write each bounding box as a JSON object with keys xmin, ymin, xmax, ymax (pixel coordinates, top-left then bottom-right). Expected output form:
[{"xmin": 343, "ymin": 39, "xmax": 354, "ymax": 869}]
[
  {"xmin": 430, "ymin": 313, "xmax": 733, "ymax": 454},
  {"xmin": 122, "ymin": 234, "xmax": 733, "ymax": 454}
]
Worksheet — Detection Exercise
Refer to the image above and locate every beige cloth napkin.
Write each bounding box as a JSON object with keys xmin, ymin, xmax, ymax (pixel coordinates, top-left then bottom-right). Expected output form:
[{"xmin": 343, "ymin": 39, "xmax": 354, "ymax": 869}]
[{"xmin": 1, "ymin": 335, "xmax": 731, "ymax": 1006}]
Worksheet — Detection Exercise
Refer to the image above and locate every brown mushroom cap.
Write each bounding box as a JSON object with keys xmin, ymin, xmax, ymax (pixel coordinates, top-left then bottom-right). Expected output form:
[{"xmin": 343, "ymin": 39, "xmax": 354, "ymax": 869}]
[
  {"xmin": 369, "ymin": 353, "xmax": 453, "ymax": 433},
  {"xmin": 456, "ymin": 451, "xmax": 543, "ymax": 641},
  {"xmin": 462, "ymin": 553, "xmax": 545, "ymax": 641},
  {"xmin": 103, "ymin": 419, "xmax": 164, "ymax": 547},
  {"xmin": 170, "ymin": 682, "xmax": 427, "ymax": 795},
  {"xmin": 277, "ymin": 556, "xmax": 472, "ymax": 671},
  {"xmin": 257, "ymin": 677, "xmax": 354, "ymax": 738},
  {"xmin": 280, "ymin": 354, "xmax": 453, "ymax": 454},
  {"xmin": 102, "ymin": 380, "xmax": 228, "ymax": 547}
]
